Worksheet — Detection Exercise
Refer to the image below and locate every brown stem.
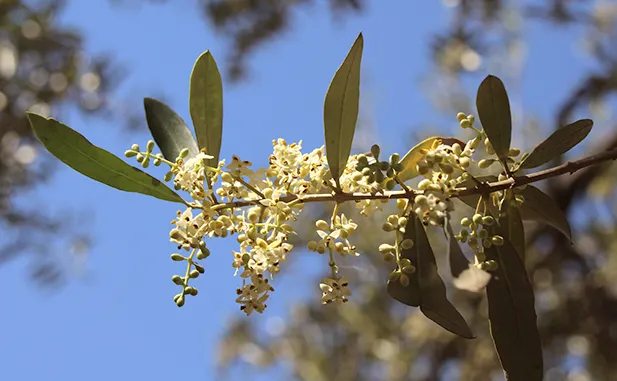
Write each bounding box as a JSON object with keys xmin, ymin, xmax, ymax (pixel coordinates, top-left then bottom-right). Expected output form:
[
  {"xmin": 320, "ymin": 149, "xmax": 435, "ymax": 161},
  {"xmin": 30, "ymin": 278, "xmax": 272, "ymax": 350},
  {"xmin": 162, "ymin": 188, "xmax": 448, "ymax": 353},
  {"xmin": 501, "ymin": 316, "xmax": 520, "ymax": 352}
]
[{"xmin": 208, "ymin": 147, "xmax": 617, "ymax": 211}]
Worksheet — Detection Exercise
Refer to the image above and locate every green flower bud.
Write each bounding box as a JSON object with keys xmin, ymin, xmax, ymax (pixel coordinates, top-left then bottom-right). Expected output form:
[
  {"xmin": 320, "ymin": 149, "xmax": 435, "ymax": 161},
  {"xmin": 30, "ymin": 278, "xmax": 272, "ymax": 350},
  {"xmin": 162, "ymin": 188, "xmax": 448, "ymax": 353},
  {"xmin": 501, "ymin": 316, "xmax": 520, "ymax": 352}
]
[
  {"xmin": 382, "ymin": 222, "xmax": 395, "ymax": 232},
  {"xmin": 482, "ymin": 216, "xmax": 495, "ymax": 226},
  {"xmin": 467, "ymin": 114, "xmax": 475, "ymax": 123},
  {"xmin": 389, "ymin": 153, "xmax": 400, "ymax": 166},
  {"xmin": 136, "ymin": 153, "xmax": 144, "ymax": 163},
  {"xmin": 468, "ymin": 136, "xmax": 481, "ymax": 150},
  {"xmin": 153, "ymin": 158, "xmax": 162, "ymax": 166},
  {"xmin": 164, "ymin": 171, "xmax": 173, "ymax": 182},
  {"xmin": 370, "ymin": 144, "xmax": 381, "ymax": 159},
  {"xmin": 478, "ymin": 229, "xmax": 488, "ymax": 239},
  {"xmin": 456, "ymin": 112, "xmax": 467, "ymax": 121},
  {"xmin": 131, "ymin": 144, "xmax": 139, "ymax": 151},
  {"xmin": 174, "ymin": 294, "xmax": 185, "ymax": 307},
  {"xmin": 361, "ymin": 167, "xmax": 372, "ymax": 176},
  {"xmin": 221, "ymin": 172, "xmax": 233, "ymax": 183},
  {"xmin": 189, "ymin": 270, "xmax": 200, "ymax": 278},
  {"xmin": 194, "ymin": 264, "xmax": 205, "ymax": 274},
  {"xmin": 439, "ymin": 163, "xmax": 454, "ymax": 174},
  {"xmin": 124, "ymin": 150, "xmax": 137, "ymax": 158},
  {"xmin": 402, "ymin": 265, "xmax": 416, "ymax": 274},
  {"xmin": 460, "ymin": 229, "xmax": 469, "ymax": 237},
  {"xmin": 418, "ymin": 179, "xmax": 432, "ymax": 190},
  {"xmin": 385, "ymin": 179, "xmax": 396, "ymax": 190},
  {"xmin": 393, "ymin": 163, "xmax": 404, "ymax": 172},
  {"xmin": 482, "ymin": 239, "xmax": 492, "ymax": 248},
  {"xmin": 460, "ymin": 119, "xmax": 471, "ymax": 129},
  {"xmin": 316, "ymin": 220, "xmax": 330, "ymax": 230},
  {"xmin": 491, "ymin": 235, "xmax": 504, "ymax": 246},
  {"xmin": 485, "ymin": 139, "xmax": 495, "ymax": 155},
  {"xmin": 375, "ymin": 170, "xmax": 385, "ymax": 183},
  {"xmin": 508, "ymin": 148, "xmax": 520, "ymax": 157},
  {"xmin": 468, "ymin": 237, "xmax": 478, "ymax": 247},
  {"xmin": 398, "ymin": 258, "xmax": 412, "ymax": 268},
  {"xmin": 399, "ymin": 273, "xmax": 410, "ymax": 287},
  {"xmin": 179, "ymin": 148, "xmax": 190, "ymax": 159},
  {"xmin": 383, "ymin": 253, "xmax": 396, "ymax": 262},
  {"xmin": 146, "ymin": 140, "xmax": 155, "ymax": 152},
  {"xmin": 478, "ymin": 159, "xmax": 494, "ymax": 169},
  {"xmin": 401, "ymin": 238, "xmax": 414, "ymax": 249},
  {"xmin": 452, "ymin": 143, "xmax": 462, "ymax": 156},
  {"xmin": 142, "ymin": 156, "xmax": 150, "ymax": 168},
  {"xmin": 461, "ymin": 217, "xmax": 471, "ymax": 226},
  {"xmin": 170, "ymin": 253, "xmax": 185, "ymax": 261},
  {"xmin": 172, "ymin": 275, "xmax": 184, "ymax": 285},
  {"xmin": 398, "ymin": 217, "xmax": 408, "ymax": 227},
  {"xmin": 472, "ymin": 213, "xmax": 483, "ymax": 225},
  {"xmin": 358, "ymin": 154, "xmax": 369, "ymax": 166},
  {"xmin": 184, "ymin": 286, "xmax": 198, "ymax": 296},
  {"xmin": 307, "ymin": 240, "xmax": 318, "ymax": 251},
  {"xmin": 388, "ymin": 270, "xmax": 400, "ymax": 282},
  {"xmin": 386, "ymin": 168, "xmax": 395, "ymax": 178},
  {"xmin": 378, "ymin": 161, "xmax": 390, "ymax": 171},
  {"xmin": 387, "ymin": 215, "xmax": 399, "ymax": 225},
  {"xmin": 379, "ymin": 243, "xmax": 396, "ymax": 253}
]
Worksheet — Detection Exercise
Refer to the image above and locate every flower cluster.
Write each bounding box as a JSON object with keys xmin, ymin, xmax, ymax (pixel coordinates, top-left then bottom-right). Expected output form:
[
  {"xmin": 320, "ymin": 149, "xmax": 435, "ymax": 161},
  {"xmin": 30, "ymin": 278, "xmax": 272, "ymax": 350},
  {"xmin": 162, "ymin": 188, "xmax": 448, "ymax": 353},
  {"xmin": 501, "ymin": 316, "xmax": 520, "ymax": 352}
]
[{"xmin": 123, "ymin": 109, "xmax": 530, "ymax": 313}]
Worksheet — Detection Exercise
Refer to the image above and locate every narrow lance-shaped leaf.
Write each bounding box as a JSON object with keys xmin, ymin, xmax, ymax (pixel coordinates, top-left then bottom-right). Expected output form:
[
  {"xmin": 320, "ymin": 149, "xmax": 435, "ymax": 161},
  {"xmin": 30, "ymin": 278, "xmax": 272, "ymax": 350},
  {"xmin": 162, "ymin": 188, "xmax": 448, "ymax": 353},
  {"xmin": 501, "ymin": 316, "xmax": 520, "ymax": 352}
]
[
  {"xmin": 144, "ymin": 98, "xmax": 199, "ymax": 161},
  {"xmin": 386, "ymin": 215, "xmax": 420, "ymax": 307},
  {"xmin": 444, "ymin": 218, "xmax": 469, "ymax": 278},
  {"xmin": 28, "ymin": 113, "xmax": 185, "ymax": 204},
  {"xmin": 519, "ymin": 119, "xmax": 593, "ymax": 170},
  {"xmin": 324, "ymin": 33, "xmax": 363, "ymax": 190},
  {"xmin": 412, "ymin": 214, "xmax": 474, "ymax": 339},
  {"xmin": 520, "ymin": 185, "xmax": 572, "ymax": 241},
  {"xmin": 398, "ymin": 137, "xmax": 465, "ymax": 182},
  {"xmin": 499, "ymin": 190, "xmax": 525, "ymax": 261},
  {"xmin": 189, "ymin": 50, "xmax": 223, "ymax": 167},
  {"xmin": 486, "ymin": 226, "xmax": 543, "ymax": 381},
  {"xmin": 476, "ymin": 75, "xmax": 512, "ymax": 165}
]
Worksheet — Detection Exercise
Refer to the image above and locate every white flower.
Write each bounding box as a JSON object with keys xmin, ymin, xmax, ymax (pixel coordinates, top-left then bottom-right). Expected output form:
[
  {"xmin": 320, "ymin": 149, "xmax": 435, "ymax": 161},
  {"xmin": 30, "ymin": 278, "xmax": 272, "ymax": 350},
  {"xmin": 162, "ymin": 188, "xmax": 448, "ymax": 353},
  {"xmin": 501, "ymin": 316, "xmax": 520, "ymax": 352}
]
[
  {"xmin": 453, "ymin": 264, "xmax": 492, "ymax": 292},
  {"xmin": 320, "ymin": 276, "xmax": 352, "ymax": 304}
]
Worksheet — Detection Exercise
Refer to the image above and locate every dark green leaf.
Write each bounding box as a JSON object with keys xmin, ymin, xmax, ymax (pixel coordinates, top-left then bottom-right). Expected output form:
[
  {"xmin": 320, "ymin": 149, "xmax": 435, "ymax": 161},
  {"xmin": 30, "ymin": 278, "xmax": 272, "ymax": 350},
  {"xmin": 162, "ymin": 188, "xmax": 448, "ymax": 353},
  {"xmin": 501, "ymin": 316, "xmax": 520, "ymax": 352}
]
[
  {"xmin": 486, "ymin": 227, "xmax": 543, "ymax": 381},
  {"xmin": 499, "ymin": 191, "xmax": 525, "ymax": 261},
  {"xmin": 412, "ymin": 214, "xmax": 474, "ymax": 339},
  {"xmin": 324, "ymin": 33, "xmax": 363, "ymax": 189},
  {"xmin": 398, "ymin": 137, "xmax": 465, "ymax": 182},
  {"xmin": 520, "ymin": 119, "xmax": 593, "ymax": 170},
  {"xmin": 520, "ymin": 185, "xmax": 572, "ymax": 241},
  {"xmin": 476, "ymin": 75, "xmax": 512, "ymax": 164},
  {"xmin": 144, "ymin": 98, "xmax": 199, "ymax": 161},
  {"xmin": 28, "ymin": 113, "xmax": 184, "ymax": 204},
  {"xmin": 189, "ymin": 50, "xmax": 223, "ymax": 167},
  {"xmin": 386, "ymin": 216, "xmax": 420, "ymax": 307},
  {"xmin": 445, "ymin": 219, "xmax": 469, "ymax": 278},
  {"xmin": 456, "ymin": 175, "xmax": 498, "ymax": 214}
]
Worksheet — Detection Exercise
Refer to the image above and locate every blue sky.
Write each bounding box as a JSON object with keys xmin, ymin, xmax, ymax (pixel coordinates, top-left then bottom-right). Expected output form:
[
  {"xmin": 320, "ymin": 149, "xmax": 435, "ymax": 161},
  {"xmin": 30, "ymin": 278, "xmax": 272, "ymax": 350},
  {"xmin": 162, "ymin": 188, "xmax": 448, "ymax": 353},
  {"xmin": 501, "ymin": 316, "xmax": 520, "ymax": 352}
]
[{"xmin": 0, "ymin": 1, "xmax": 606, "ymax": 380}]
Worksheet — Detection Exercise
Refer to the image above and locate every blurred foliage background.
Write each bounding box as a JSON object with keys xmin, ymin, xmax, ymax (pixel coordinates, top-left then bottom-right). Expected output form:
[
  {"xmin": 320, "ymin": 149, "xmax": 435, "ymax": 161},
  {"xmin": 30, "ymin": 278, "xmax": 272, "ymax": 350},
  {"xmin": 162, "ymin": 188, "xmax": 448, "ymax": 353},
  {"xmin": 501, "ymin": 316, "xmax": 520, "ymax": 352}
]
[{"xmin": 3, "ymin": 0, "xmax": 617, "ymax": 380}]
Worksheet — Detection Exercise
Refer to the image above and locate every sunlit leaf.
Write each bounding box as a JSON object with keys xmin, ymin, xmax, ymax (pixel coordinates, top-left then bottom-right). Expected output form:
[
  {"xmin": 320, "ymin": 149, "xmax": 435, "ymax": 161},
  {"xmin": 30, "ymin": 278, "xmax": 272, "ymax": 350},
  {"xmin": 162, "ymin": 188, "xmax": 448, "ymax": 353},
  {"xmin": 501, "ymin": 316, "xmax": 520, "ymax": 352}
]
[
  {"xmin": 28, "ymin": 113, "xmax": 185, "ymax": 204},
  {"xmin": 397, "ymin": 137, "xmax": 465, "ymax": 182},
  {"xmin": 499, "ymin": 191, "xmax": 525, "ymax": 261},
  {"xmin": 519, "ymin": 119, "xmax": 593, "ymax": 170},
  {"xmin": 324, "ymin": 33, "xmax": 363, "ymax": 189},
  {"xmin": 189, "ymin": 50, "xmax": 223, "ymax": 167},
  {"xmin": 412, "ymin": 214, "xmax": 474, "ymax": 339},
  {"xmin": 445, "ymin": 219, "xmax": 469, "ymax": 278},
  {"xmin": 486, "ymin": 227, "xmax": 543, "ymax": 381},
  {"xmin": 520, "ymin": 185, "xmax": 572, "ymax": 241},
  {"xmin": 144, "ymin": 98, "xmax": 199, "ymax": 161},
  {"xmin": 476, "ymin": 75, "xmax": 512, "ymax": 164}
]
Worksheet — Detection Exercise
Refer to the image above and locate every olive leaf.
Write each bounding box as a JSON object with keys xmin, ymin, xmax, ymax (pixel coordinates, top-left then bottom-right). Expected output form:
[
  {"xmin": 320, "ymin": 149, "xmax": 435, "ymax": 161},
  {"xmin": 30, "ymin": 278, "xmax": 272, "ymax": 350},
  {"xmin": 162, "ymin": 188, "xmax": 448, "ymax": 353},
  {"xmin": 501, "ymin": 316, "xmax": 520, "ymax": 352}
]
[
  {"xmin": 499, "ymin": 191, "xmax": 525, "ymax": 261},
  {"xmin": 324, "ymin": 33, "xmax": 363, "ymax": 190},
  {"xmin": 520, "ymin": 185, "xmax": 572, "ymax": 241},
  {"xmin": 144, "ymin": 98, "xmax": 199, "ymax": 161},
  {"xmin": 189, "ymin": 50, "xmax": 223, "ymax": 167},
  {"xmin": 456, "ymin": 175, "xmax": 498, "ymax": 214},
  {"xmin": 412, "ymin": 214, "xmax": 474, "ymax": 339},
  {"xmin": 486, "ymin": 227, "xmax": 543, "ymax": 381},
  {"xmin": 476, "ymin": 75, "xmax": 512, "ymax": 165},
  {"xmin": 444, "ymin": 219, "xmax": 469, "ymax": 278},
  {"xmin": 397, "ymin": 137, "xmax": 465, "ymax": 182},
  {"xmin": 519, "ymin": 119, "xmax": 593, "ymax": 170},
  {"xmin": 28, "ymin": 113, "xmax": 185, "ymax": 204}
]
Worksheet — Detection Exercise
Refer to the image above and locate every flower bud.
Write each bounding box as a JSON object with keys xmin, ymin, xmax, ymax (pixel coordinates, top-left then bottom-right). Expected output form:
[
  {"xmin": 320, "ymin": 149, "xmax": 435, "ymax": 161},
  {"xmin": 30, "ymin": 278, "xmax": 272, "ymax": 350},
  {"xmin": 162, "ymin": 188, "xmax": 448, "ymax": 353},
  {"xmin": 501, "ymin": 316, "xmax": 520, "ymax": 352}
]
[
  {"xmin": 385, "ymin": 179, "xmax": 396, "ymax": 190},
  {"xmin": 370, "ymin": 144, "xmax": 381, "ymax": 159},
  {"xmin": 131, "ymin": 144, "xmax": 139, "ymax": 151},
  {"xmin": 472, "ymin": 213, "xmax": 483, "ymax": 225},
  {"xmin": 358, "ymin": 154, "xmax": 369, "ymax": 166},
  {"xmin": 172, "ymin": 275, "xmax": 184, "ymax": 285},
  {"xmin": 398, "ymin": 217, "xmax": 408, "ymax": 227},
  {"xmin": 221, "ymin": 172, "xmax": 233, "ymax": 183},
  {"xmin": 308, "ymin": 241, "xmax": 318, "ymax": 251},
  {"xmin": 382, "ymin": 222, "xmax": 395, "ymax": 232},
  {"xmin": 125, "ymin": 150, "xmax": 137, "ymax": 158},
  {"xmin": 461, "ymin": 217, "xmax": 471, "ymax": 226},
  {"xmin": 418, "ymin": 179, "xmax": 432, "ymax": 190},
  {"xmin": 483, "ymin": 239, "xmax": 492, "ymax": 248},
  {"xmin": 175, "ymin": 295, "xmax": 185, "ymax": 307},
  {"xmin": 170, "ymin": 253, "xmax": 185, "ymax": 261},
  {"xmin": 456, "ymin": 112, "xmax": 467, "ymax": 121},
  {"xmin": 389, "ymin": 153, "xmax": 400, "ymax": 166},
  {"xmin": 460, "ymin": 119, "xmax": 471, "ymax": 129},
  {"xmin": 189, "ymin": 270, "xmax": 200, "ymax": 278},
  {"xmin": 399, "ymin": 273, "xmax": 410, "ymax": 287},
  {"xmin": 482, "ymin": 216, "xmax": 495, "ymax": 226},
  {"xmin": 397, "ymin": 199, "xmax": 408, "ymax": 210},
  {"xmin": 142, "ymin": 156, "xmax": 150, "ymax": 168},
  {"xmin": 387, "ymin": 214, "xmax": 399, "ymax": 225},
  {"xmin": 388, "ymin": 270, "xmax": 400, "ymax": 282},
  {"xmin": 146, "ymin": 140, "xmax": 155, "ymax": 152},
  {"xmin": 452, "ymin": 143, "xmax": 462, "ymax": 156},
  {"xmin": 491, "ymin": 235, "xmax": 504, "ymax": 246},
  {"xmin": 164, "ymin": 171, "xmax": 173, "ymax": 182},
  {"xmin": 467, "ymin": 114, "xmax": 475, "ymax": 123},
  {"xmin": 383, "ymin": 253, "xmax": 396, "ymax": 262},
  {"xmin": 468, "ymin": 136, "xmax": 481, "ymax": 150},
  {"xmin": 508, "ymin": 148, "xmax": 520, "ymax": 157},
  {"xmin": 379, "ymin": 244, "xmax": 395, "ymax": 253},
  {"xmin": 316, "ymin": 220, "xmax": 330, "ymax": 230},
  {"xmin": 402, "ymin": 265, "xmax": 416, "ymax": 274},
  {"xmin": 194, "ymin": 264, "xmax": 205, "ymax": 274},
  {"xmin": 153, "ymin": 158, "xmax": 162, "ymax": 166},
  {"xmin": 478, "ymin": 159, "xmax": 494, "ymax": 169},
  {"xmin": 459, "ymin": 158, "xmax": 471, "ymax": 169},
  {"xmin": 401, "ymin": 238, "xmax": 414, "ymax": 249},
  {"xmin": 179, "ymin": 148, "xmax": 190, "ymax": 159},
  {"xmin": 136, "ymin": 153, "xmax": 144, "ymax": 163},
  {"xmin": 484, "ymin": 139, "xmax": 494, "ymax": 155}
]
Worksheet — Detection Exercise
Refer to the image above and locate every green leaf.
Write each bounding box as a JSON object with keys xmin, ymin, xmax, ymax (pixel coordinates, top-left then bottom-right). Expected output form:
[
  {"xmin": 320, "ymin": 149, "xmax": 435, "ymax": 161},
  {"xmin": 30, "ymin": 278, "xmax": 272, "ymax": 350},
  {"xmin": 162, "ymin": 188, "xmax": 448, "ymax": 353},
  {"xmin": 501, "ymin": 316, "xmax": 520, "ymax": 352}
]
[
  {"xmin": 386, "ymin": 215, "xmax": 420, "ymax": 307},
  {"xmin": 27, "ymin": 113, "xmax": 185, "ymax": 204},
  {"xmin": 476, "ymin": 75, "xmax": 512, "ymax": 164},
  {"xmin": 456, "ymin": 175, "xmax": 498, "ymax": 214},
  {"xmin": 324, "ymin": 33, "xmax": 363, "ymax": 189},
  {"xmin": 445, "ymin": 219, "xmax": 470, "ymax": 278},
  {"xmin": 397, "ymin": 137, "xmax": 464, "ymax": 182},
  {"xmin": 412, "ymin": 214, "xmax": 474, "ymax": 339},
  {"xmin": 189, "ymin": 50, "xmax": 223, "ymax": 167},
  {"xmin": 519, "ymin": 119, "xmax": 593, "ymax": 170},
  {"xmin": 520, "ymin": 185, "xmax": 572, "ymax": 241},
  {"xmin": 486, "ymin": 227, "xmax": 543, "ymax": 381},
  {"xmin": 499, "ymin": 191, "xmax": 525, "ymax": 261},
  {"xmin": 144, "ymin": 98, "xmax": 199, "ymax": 161}
]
